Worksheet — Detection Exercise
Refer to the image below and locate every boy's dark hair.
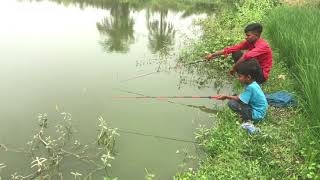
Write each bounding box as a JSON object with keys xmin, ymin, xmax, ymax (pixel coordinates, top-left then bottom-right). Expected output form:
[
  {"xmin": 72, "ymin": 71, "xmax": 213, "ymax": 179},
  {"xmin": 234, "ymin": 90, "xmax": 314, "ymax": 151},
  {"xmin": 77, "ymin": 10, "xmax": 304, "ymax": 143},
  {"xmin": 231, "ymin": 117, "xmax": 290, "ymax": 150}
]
[
  {"xmin": 236, "ymin": 59, "xmax": 260, "ymax": 80},
  {"xmin": 244, "ymin": 23, "xmax": 263, "ymax": 34}
]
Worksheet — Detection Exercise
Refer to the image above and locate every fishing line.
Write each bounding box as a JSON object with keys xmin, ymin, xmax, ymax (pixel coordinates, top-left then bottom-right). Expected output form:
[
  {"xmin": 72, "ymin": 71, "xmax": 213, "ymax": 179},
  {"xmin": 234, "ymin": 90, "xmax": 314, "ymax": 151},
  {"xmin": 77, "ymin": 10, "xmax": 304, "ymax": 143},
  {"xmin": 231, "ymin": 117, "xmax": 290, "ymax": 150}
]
[
  {"xmin": 112, "ymin": 87, "xmax": 219, "ymax": 99},
  {"xmin": 119, "ymin": 59, "xmax": 211, "ymax": 83},
  {"xmin": 117, "ymin": 128, "xmax": 196, "ymax": 143},
  {"xmin": 111, "ymin": 88, "xmax": 218, "ymax": 143},
  {"xmin": 120, "ymin": 71, "xmax": 164, "ymax": 82}
]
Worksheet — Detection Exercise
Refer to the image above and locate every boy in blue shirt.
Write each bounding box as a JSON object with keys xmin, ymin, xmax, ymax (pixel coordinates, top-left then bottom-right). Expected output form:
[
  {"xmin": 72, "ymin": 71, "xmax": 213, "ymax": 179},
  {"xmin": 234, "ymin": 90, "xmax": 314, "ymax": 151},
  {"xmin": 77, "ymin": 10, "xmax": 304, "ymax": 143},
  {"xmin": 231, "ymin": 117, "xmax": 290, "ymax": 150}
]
[{"xmin": 216, "ymin": 59, "xmax": 268, "ymax": 122}]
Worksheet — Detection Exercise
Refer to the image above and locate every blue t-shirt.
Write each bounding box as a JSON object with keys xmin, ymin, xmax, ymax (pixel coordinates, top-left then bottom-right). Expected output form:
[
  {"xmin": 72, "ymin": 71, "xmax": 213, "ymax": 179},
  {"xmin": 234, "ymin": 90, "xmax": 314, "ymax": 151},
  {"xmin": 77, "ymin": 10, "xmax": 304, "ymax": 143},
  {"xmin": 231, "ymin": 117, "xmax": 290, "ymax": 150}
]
[{"xmin": 239, "ymin": 81, "xmax": 268, "ymax": 120}]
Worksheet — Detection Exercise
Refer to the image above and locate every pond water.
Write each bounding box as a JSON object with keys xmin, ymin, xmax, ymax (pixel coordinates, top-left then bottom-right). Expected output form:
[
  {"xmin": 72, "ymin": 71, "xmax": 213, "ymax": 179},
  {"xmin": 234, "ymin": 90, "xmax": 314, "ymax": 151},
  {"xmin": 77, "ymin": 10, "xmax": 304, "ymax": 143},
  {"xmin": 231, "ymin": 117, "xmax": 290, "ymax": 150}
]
[{"xmin": 0, "ymin": 0, "xmax": 232, "ymax": 179}]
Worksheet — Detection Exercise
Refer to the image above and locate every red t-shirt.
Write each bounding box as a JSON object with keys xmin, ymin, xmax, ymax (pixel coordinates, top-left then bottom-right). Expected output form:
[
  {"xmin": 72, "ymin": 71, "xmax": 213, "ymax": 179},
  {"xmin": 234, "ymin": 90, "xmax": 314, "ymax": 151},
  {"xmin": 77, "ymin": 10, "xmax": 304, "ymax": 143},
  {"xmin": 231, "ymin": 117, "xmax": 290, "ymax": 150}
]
[{"xmin": 223, "ymin": 38, "xmax": 273, "ymax": 80}]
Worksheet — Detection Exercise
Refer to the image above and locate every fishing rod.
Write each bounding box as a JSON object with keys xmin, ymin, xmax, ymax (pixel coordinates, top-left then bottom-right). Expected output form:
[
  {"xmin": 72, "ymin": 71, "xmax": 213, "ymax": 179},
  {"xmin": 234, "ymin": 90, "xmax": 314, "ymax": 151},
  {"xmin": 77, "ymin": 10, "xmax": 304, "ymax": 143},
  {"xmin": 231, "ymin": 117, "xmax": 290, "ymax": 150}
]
[
  {"xmin": 113, "ymin": 88, "xmax": 220, "ymax": 113},
  {"xmin": 111, "ymin": 89, "xmax": 219, "ymax": 143},
  {"xmin": 179, "ymin": 55, "xmax": 219, "ymax": 66},
  {"xmin": 184, "ymin": 59, "xmax": 207, "ymax": 65},
  {"xmin": 113, "ymin": 86, "xmax": 220, "ymax": 100},
  {"xmin": 113, "ymin": 96, "xmax": 219, "ymax": 99}
]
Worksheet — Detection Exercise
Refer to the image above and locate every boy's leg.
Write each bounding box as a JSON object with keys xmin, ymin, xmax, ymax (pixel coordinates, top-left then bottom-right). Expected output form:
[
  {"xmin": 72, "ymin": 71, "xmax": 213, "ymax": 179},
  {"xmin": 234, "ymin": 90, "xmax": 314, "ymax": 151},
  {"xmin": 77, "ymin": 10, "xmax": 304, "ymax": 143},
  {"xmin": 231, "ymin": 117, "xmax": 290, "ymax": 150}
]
[
  {"xmin": 255, "ymin": 64, "xmax": 266, "ymax": 84},
  {"xmin": 232, "ymin": 51, "xmax": 243, "ymax": 63},
  {"xmin": 227, "ymin": 100, "xmax": 252, "ymax": 121}
]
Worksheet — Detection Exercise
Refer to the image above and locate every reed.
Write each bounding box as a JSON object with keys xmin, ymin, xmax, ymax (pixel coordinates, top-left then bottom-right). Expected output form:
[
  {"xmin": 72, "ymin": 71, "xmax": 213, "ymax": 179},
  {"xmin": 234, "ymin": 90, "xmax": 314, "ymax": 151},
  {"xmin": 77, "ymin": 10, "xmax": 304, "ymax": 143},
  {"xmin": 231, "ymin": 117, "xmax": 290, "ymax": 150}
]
[{"xmin": 265, "ymin": 6, "xmax": 320, "ymax": 130}]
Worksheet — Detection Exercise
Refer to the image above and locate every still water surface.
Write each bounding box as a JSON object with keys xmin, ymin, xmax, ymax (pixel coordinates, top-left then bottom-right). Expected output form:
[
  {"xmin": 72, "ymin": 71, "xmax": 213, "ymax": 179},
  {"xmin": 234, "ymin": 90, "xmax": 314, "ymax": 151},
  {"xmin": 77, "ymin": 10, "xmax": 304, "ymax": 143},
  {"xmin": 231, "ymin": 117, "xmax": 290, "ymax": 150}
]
[{"xmin": 0, "ymin": 0, "xmax": 231, "ymax": 179}]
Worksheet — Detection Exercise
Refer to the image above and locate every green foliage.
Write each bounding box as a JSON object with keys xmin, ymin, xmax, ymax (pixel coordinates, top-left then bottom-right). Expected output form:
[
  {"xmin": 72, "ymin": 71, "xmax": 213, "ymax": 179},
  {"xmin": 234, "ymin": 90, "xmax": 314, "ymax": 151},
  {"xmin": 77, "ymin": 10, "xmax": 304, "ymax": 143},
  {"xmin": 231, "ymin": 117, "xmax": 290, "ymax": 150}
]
[
  {"xmin": 305, "ymin": 0, "xmax": 320, "ymax": 7},
  {"xmin": 177, "ymin": 0, "xmax": 277, "ymax": 89},
  {"xmin": 261, "ymin": 52, "xmax": 294, "ymax": 92},
  {"xmin": 264, "ymin": 6, "xmax": 320, "ymax": 129},
  {"xmin": 264, "ymin": 6, "xmax": 320, "ymax": 178},
  {"xmin": 176, "ymin": 107, "xmax": 307, "ymax": 179},
  {"xmin": 175, "ymin": 1, "xmax": 320, "ymax": 180},
  {"xmin": 183, "ymin": 0, "xmax": 278, "ymax": 55}
]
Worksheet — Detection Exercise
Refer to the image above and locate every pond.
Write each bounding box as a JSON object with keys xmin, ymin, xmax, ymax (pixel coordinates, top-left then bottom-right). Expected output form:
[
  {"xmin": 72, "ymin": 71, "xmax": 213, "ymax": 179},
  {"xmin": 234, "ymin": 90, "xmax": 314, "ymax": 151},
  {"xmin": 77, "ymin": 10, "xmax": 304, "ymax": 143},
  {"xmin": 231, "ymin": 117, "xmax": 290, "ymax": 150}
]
[{"xmin": 0, "ymin": 0, "xmax": 232, "ymax": 179}]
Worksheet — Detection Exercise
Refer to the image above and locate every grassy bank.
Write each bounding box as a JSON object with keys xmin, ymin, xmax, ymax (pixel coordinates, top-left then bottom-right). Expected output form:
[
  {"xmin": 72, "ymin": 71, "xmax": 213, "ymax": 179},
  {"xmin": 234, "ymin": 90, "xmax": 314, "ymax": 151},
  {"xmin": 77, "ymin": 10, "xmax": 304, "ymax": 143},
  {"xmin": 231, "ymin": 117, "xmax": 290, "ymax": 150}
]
[{"xmin": 175, "ymin": 1, "xmax": 319, "ymax": 179}]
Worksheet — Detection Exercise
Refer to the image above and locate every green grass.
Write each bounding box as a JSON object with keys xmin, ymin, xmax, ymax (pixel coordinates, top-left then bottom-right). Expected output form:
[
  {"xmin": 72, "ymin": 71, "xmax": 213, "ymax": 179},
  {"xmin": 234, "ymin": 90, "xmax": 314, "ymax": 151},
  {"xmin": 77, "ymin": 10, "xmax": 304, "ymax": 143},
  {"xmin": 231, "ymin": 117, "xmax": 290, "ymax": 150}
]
[
  {"xmin": 175, "ymin": 2, "xmax": 320, "ymax": 180},
  {"xmin": 175, "ymin": 57, "xmax": 311, "ymax": 179},
  {"xmin": 265, "ymin": 6, "xmax": 320, "ymax": 130},
  {"xmin": 264, "ymin": 6, "xmax": 320, "ymax": 178}
]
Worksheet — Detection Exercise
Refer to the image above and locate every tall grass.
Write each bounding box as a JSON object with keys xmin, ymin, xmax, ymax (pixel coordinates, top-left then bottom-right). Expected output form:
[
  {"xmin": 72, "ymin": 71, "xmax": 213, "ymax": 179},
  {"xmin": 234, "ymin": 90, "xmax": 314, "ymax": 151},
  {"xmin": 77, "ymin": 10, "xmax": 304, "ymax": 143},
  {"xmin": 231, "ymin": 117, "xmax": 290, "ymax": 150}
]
[{"xmin": 264, "ymin": 6, "xmax": 320, "ymax": 131}]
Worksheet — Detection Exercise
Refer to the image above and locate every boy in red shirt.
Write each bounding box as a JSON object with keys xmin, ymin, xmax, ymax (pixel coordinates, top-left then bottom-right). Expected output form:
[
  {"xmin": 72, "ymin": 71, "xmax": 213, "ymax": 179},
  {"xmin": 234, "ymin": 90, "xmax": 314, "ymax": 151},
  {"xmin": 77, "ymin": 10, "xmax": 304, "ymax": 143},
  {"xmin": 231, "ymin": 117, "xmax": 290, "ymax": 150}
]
[{"xmin": 206, "ymin": 23, "xmax": 273, "ymax": 84}]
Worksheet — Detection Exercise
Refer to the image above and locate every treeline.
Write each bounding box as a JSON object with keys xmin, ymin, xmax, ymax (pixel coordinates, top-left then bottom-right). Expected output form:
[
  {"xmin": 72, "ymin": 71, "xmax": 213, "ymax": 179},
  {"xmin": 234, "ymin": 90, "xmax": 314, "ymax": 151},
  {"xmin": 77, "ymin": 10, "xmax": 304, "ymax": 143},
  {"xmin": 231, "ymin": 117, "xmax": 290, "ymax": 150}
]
[{"xmin": 24, "ymin": 0, "xmax": 224, "ymax": 14}]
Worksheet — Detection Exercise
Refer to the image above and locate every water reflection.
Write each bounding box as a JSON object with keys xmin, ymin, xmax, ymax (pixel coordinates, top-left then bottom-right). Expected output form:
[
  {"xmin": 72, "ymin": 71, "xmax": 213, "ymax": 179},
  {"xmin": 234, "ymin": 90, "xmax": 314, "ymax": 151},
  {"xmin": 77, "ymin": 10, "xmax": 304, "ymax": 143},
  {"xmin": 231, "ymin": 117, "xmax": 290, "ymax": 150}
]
[
  {"xmin": 25, "ymin": 0, "xmax": 217, "ymax": 14},
  {"xmin": 96, "ymin": 1, "xmax": 134, "ymax": 53},
  {"xmin": 146, "ymin": 8, "xmax": 175, "ymax": 55},
  {"xmin": 21, "ymin": 0, "xmax": 216, "ymax": 55},
  {"xmin": 15, "ymin": 0, "xmax": 229, "ymax": 94},
  {"xmin": 167, "ymin": 100, "xmax": 219, "ymax": 114}
]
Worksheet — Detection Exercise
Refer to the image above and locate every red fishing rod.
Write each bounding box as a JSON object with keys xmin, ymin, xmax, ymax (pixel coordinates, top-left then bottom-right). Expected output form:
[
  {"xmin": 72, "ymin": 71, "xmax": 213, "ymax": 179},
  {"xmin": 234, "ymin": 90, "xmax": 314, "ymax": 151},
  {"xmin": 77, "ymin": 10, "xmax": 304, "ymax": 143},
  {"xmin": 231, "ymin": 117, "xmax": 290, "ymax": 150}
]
[
  {"xmin": 112, "ymin": 88, "xmax": 220, "ymax": 113},
  {"xmin": 113, "ymin": 95, "xmax": 220, "ymax": 99}
]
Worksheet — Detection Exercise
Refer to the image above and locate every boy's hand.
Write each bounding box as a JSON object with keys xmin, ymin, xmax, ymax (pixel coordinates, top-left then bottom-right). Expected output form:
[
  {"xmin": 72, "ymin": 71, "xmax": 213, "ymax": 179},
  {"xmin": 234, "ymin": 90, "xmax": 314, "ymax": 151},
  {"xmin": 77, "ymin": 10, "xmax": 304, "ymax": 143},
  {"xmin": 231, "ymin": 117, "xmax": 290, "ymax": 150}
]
[
  {"xmin": 229, "ymin": 65, "xmax": 236, "ymax": 76},
  {"xmin": 229, "ymin": 69, "xmax": 236, "ymax": 76},
  {"xmin": 216, "ymin": 95, "xmax": 227, "ymax": 100},
  {"xmin": 205, "ymin": 53, "xmax": 216, "ymax": 61}
]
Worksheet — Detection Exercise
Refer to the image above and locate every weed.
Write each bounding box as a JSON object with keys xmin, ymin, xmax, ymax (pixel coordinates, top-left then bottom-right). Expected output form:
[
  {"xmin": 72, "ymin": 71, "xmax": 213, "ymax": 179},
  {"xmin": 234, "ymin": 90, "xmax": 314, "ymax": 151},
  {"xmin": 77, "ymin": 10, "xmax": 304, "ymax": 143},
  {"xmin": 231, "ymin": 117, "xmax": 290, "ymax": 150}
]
[{"xmin": 0, "ymin": 112, "xmax": 119, "ymax": 179}]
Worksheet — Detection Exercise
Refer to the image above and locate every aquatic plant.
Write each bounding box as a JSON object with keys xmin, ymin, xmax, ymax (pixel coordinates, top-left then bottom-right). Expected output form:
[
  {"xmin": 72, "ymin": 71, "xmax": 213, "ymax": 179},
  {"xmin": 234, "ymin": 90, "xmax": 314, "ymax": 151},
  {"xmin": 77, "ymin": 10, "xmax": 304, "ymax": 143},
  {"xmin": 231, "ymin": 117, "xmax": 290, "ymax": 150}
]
[{"xmin": 0, "ymin": 112, "xmax": 119, "ymax": 179}]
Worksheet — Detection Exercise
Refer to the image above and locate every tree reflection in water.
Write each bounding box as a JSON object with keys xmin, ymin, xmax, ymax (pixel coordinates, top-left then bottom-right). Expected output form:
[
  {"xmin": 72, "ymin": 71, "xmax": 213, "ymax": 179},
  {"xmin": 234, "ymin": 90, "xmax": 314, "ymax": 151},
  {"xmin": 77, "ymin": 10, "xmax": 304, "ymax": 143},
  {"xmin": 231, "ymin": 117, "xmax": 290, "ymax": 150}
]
[
  {"xmin": 19, "ymin": 0, "xmax": 228, "ymax": 90},
  {"xmin": 146, "ymin": 6, "xmax": 175, "ymax": 55},
  {"xmin": 96, "ymin": 1, "xmax": 134, "ymax": 53}
]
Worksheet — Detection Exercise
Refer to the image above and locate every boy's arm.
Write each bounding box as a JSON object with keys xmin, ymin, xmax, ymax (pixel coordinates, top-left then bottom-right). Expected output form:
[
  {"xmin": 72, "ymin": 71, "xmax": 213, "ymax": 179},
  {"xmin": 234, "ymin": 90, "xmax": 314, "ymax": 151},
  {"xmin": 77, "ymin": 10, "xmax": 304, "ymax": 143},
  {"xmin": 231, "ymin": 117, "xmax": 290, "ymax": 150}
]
[
  {"xmin": 206, "ymin": 41, "xmax": 248, "ymax": 60},
  {"xmin": 217, "ymin": 95, "xmax": 240, "ymax": 101},
  {"xmin": 226, "ymin": 95, "xmax": 240, "ymax": 101},
  {"xmin": 206, "ymin": 50, "xmax": 224, "ymax": 60},
  {"xmin": 223, "ymin": 41, "xmax": 248, "ymax": 54}
]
